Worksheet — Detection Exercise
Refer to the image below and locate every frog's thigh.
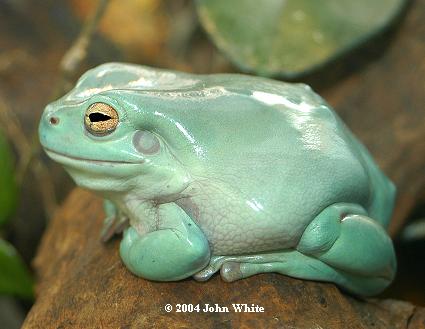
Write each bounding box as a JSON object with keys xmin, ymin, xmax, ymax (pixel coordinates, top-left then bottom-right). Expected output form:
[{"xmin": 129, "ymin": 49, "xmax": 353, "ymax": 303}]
[
  {"xmin": 296, "ymin": 203, "xmax": 396, "ymax": 282},
  {"xmin": 119, "ymin": 203, "xmax": 210, "ymax": 281}
]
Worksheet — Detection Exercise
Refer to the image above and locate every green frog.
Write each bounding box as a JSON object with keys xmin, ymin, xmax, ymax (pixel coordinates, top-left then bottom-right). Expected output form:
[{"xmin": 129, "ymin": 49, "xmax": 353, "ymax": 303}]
[{"xmin": 39, "ymin": 63, "xmax": 396, "ymax": 296}]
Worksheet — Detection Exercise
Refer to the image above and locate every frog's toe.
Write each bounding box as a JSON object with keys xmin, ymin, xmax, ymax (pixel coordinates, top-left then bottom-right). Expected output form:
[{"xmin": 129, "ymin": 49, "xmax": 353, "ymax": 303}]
[
  {"xmin": 221, "ymin": 262, "xmax": 283, "ymax": 282},
  {"xmin": 220, "ymin": 262, "xmax": 243, "ymax": 282},
  {"xmin": 193, "ymin": 266, "xmax": 216, "ymax": 281}
]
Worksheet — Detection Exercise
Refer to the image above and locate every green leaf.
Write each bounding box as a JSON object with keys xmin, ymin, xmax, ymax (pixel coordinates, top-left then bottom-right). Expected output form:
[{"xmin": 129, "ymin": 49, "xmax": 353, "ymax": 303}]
[
  {"xmin": 196, "ymin": 0, "xmax": 406, "ymax": 78},
  {"xmin": 0, "ymin": 130, "xmax": 17, "ymax": 227},
  {"xmin": 0, "ymin": 239, "xmax": 33, "ymax": 299}
]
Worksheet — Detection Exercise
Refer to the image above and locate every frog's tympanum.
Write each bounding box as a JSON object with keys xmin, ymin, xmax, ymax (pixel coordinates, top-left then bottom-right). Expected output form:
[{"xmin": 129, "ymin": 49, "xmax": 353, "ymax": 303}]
[{"xmin": 39, "ymin": 63, "xmax": 396, "ymax": 296}]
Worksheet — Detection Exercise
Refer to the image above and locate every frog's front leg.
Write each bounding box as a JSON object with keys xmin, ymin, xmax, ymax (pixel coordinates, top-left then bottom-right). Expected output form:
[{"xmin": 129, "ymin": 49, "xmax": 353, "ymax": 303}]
[
  {"xmin": 100, "ymin": 199, "xmax": 129, "ymax": 242},
  {"xmin": 119, "ymin": 203, "xmax": 210, "ymax": 281}
]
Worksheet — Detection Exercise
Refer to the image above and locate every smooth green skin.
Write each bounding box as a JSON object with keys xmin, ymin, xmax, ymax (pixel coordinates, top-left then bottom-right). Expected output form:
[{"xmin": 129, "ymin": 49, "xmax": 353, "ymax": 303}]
[{"xmin": 39, "ymin": 63, "xmax": 396, "ymax": 296}]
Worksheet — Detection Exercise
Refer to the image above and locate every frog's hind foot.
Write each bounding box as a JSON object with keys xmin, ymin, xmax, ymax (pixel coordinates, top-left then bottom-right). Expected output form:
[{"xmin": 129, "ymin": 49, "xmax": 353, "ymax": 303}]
[
  {"xmin": 193, "ymin": 256, "xmax": 227, "ymax": 281},
  {"xmin": 198, "ymin": 249, "xmax": 393, "ymax": 297},
  {"xmin": 195, "ymin": 203, "xmax": 396, "ymax": 297}
]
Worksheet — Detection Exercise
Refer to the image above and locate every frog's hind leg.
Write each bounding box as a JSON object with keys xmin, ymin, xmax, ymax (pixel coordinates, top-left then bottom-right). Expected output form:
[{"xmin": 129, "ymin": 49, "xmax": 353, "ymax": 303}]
[{"xmin": 195, "ymin": 203, "xmax": 396, "ymax": 296}]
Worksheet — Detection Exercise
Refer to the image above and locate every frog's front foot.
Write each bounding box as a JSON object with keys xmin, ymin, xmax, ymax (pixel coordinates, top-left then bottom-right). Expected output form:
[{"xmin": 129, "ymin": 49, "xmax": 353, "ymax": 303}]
[{"xmin": 119, "ymin": 204, "xmax": 211, "ymax": 281}]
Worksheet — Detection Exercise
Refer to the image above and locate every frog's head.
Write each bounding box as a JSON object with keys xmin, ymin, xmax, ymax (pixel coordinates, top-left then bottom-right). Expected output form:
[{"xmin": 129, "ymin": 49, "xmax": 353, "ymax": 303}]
[{"xmin": 39, "ymin": 63, "xmax": 194, "ymax": 199}]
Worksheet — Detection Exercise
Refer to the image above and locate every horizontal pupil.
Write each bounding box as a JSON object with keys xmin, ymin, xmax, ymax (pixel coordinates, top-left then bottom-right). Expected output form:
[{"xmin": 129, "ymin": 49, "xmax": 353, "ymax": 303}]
[{"xmin": 89, "ymin": 112, "xmax": 111, "ymax": 122}]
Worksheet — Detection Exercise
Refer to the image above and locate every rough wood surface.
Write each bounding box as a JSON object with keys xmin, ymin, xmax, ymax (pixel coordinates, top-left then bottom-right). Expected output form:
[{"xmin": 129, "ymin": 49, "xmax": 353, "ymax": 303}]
[{"xmin": 22, "ymin": 189, "xmax": 425, "ymax": 329}]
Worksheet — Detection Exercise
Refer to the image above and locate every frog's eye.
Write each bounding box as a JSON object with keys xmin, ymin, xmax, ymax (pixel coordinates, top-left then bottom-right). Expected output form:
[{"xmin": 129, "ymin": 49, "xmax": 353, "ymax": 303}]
[{"xmin": 84, "ymin": 102, "xmax": 119, "ymax": 136}]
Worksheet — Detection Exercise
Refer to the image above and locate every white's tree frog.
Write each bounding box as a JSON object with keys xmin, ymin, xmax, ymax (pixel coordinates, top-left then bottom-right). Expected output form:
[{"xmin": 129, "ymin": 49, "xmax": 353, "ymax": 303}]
[{"xmin": 39, "ymin": 63, "xmax": 396, "ymax": 296}]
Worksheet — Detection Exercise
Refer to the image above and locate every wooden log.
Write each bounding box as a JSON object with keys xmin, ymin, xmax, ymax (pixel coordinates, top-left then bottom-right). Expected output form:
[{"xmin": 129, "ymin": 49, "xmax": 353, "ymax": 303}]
[{"xmin": 22, "ymin": 189, "xmax": 425, "ymax": 328}]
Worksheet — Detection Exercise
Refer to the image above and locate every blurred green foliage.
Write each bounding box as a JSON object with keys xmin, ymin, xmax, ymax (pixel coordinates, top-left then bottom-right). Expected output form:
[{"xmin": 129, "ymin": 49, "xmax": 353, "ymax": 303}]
[
  {"xmin": 196, "ymin": 0, "xmax": 405, "ymax": 77},
  {"xmin": 0, "ymin": 131, "xmax": 33, "ymax": 299},
  {"xmin": 0, "ymin": 132, "xmax": 17, "ymax": 226},
  {"xmin": 0, "ymin": 239, "xmax": 33, "ymax": 299}
]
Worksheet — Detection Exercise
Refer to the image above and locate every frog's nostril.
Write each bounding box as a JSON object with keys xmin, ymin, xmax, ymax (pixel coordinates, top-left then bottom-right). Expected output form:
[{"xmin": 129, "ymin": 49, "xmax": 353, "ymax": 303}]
[{"xmin": 49, "ymin": 116, "xmax": 59, "ymax": 125}]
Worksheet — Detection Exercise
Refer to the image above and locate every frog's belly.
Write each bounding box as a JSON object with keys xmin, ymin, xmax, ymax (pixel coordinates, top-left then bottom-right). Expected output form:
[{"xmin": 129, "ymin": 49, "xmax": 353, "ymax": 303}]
[
  {"xmin": 206, "ymin": 225, "xmax": 301, "ymax": 255},
  {"xmin": 176, "ymin": 197, "xmax": 309, "ymax": 255},
  {"xmin": 206, "ymin": 216, "xmax": 309, "ymax": 255}
]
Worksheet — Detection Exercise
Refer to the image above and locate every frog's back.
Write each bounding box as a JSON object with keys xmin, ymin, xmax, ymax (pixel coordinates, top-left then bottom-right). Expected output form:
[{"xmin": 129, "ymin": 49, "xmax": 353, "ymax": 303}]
[
  {"xmin": 72, "ymin": 63, "xmax": 395, "ymax": 229},
  {"xmin": 189, "ymin": 71, "xmax": 395, "ymax": 228}
]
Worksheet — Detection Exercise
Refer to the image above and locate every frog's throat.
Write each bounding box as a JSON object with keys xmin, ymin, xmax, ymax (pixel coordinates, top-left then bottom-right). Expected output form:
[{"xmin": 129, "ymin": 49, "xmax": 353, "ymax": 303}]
[{"xmin": 44, "ymin": 148, "xmax": 145, "ymax": 165}]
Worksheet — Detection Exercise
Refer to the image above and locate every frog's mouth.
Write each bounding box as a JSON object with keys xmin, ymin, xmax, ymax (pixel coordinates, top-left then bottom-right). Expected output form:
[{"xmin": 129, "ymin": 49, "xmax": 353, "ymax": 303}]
[{"xmin": 44, "ymin": 148, "xmax": 144, "ymax": 166}]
